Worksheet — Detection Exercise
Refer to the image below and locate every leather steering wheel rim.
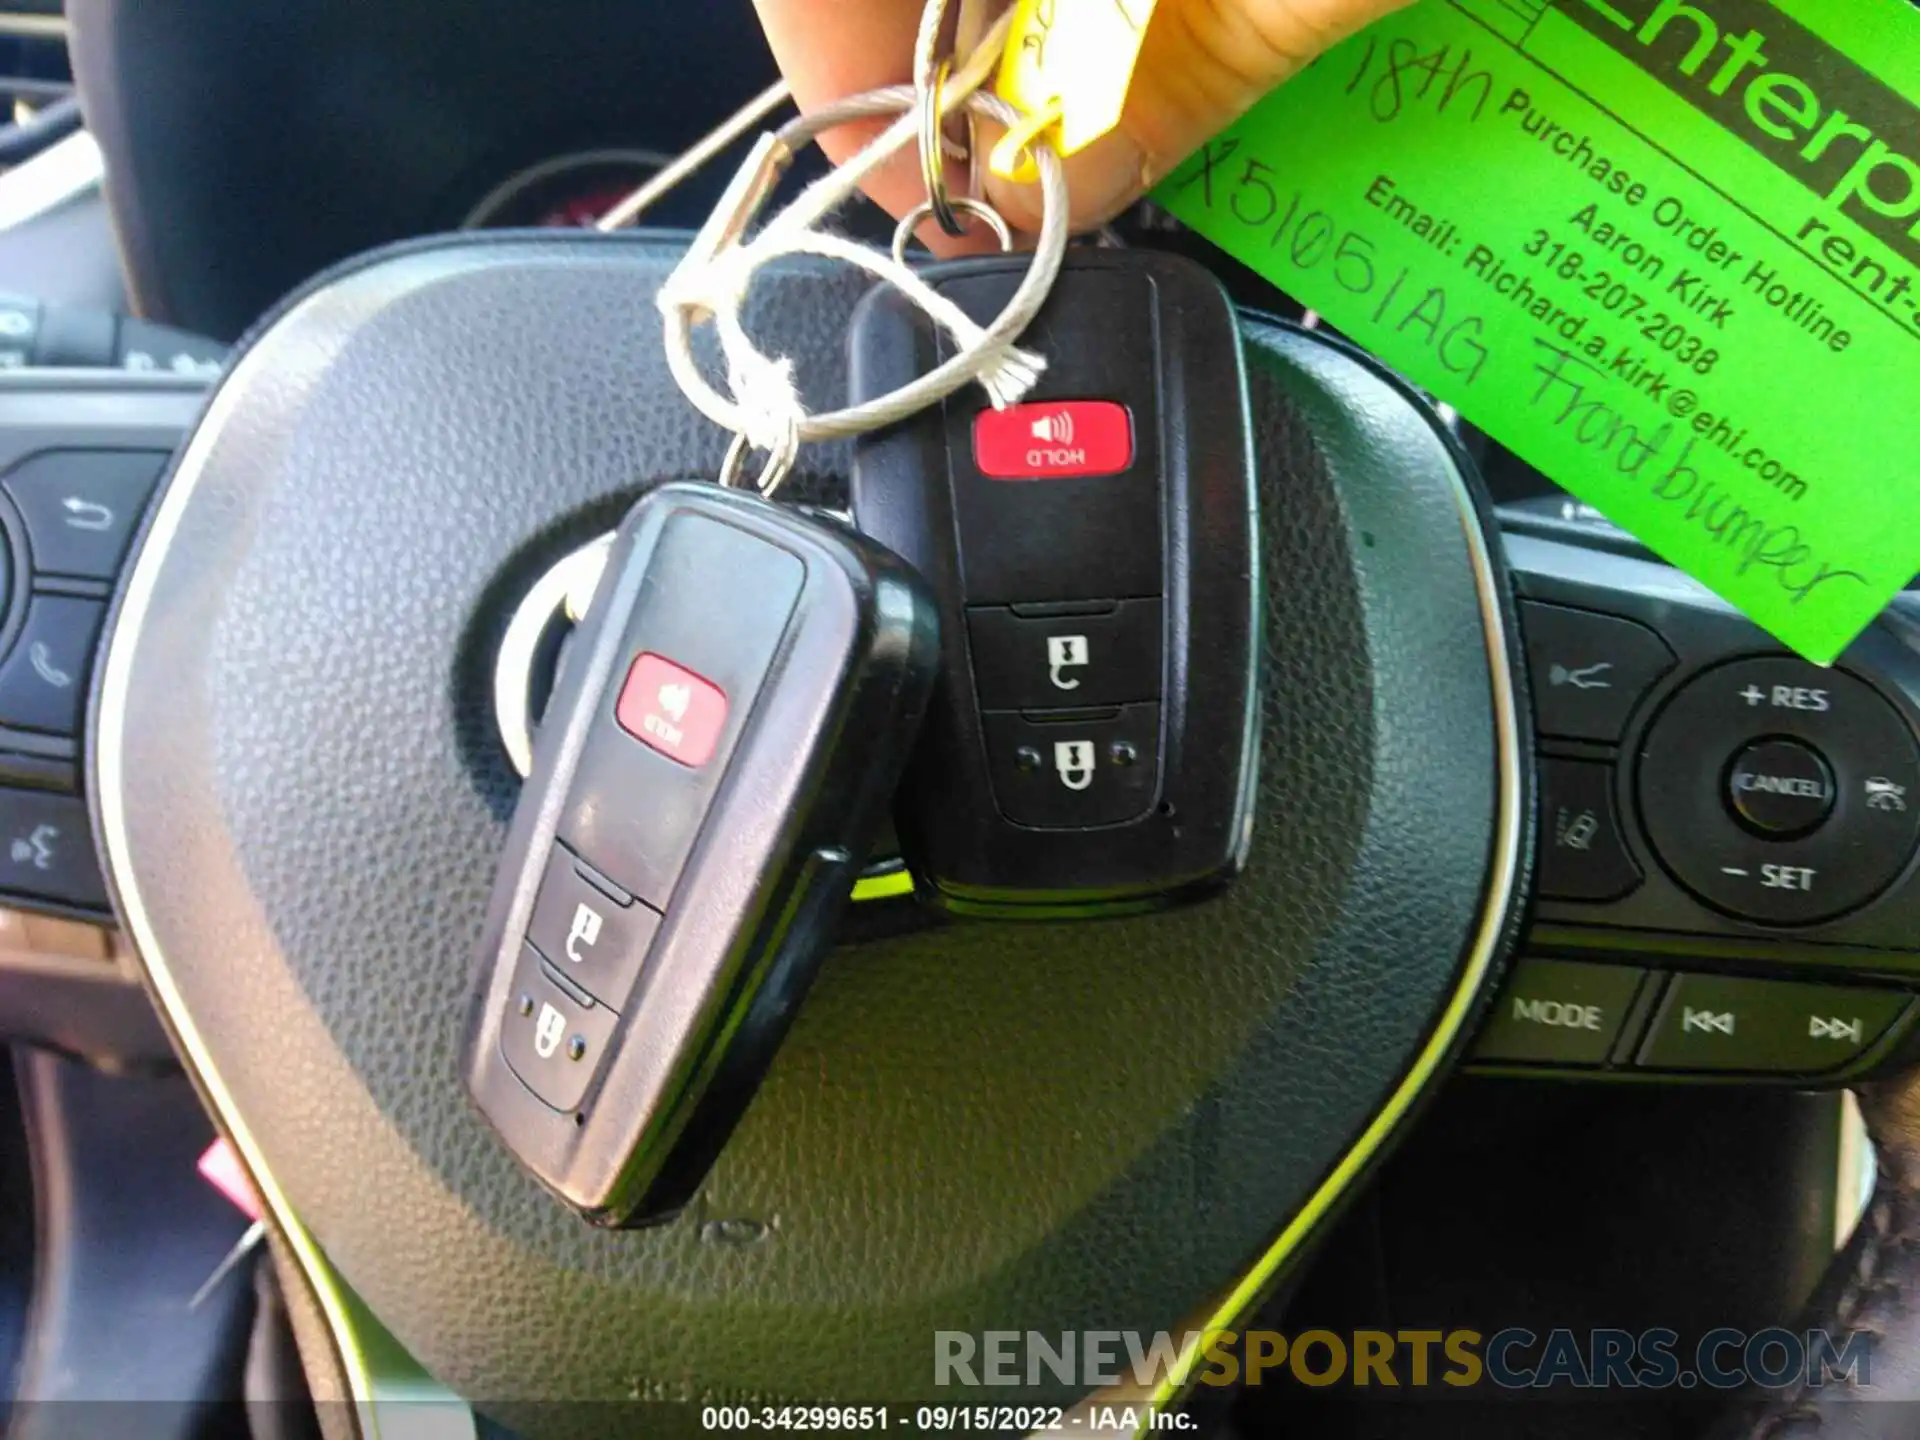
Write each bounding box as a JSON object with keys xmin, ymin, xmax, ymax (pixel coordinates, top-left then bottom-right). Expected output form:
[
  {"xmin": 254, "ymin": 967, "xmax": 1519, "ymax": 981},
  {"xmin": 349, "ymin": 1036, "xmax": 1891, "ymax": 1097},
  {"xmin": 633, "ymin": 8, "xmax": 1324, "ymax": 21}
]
[{"xmin": 91, "ymin": 232, "xmax": 1529, "ymax": 1430}]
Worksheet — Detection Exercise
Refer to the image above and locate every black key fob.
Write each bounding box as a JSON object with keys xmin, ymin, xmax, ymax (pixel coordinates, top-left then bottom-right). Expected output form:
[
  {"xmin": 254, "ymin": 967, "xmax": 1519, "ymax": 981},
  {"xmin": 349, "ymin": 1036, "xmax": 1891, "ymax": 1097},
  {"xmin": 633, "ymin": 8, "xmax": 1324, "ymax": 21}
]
[
  {"xmin": 849, "ymin": 249, "xmax": 1260, "ymax": 917},
  {"xmin": 464, "ymin": 481, "xmax": 940, "ymax": 1225}
]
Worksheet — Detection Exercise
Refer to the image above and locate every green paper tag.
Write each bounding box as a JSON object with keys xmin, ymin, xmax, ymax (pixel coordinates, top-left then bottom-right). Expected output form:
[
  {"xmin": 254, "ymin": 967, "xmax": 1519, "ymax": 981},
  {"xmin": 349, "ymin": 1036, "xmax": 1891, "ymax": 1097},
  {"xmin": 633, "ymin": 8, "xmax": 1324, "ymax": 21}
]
[{"xmin": 1157, "ymin": 0, "xmax": 1920, "ymax": 664}]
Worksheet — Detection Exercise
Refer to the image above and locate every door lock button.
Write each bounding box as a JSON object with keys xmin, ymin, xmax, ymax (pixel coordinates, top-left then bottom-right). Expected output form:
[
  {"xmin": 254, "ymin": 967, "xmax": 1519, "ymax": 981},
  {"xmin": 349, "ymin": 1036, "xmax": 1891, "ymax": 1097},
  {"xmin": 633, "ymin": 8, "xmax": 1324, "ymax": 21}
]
[
  {"xmin": 1725, "ymin": 737, "xmax": 1835, "ymax": 838},
  {"xmin": 983, "ymin": 704, "xmax": 1160, "ymax": 828},
  {"xmin": 499, "ymin": 945, "xmax": 620, "ymax": 1114},
  {"xmin": 966, "ymin": 599, "xmax": 1162, "ymax": 710}
]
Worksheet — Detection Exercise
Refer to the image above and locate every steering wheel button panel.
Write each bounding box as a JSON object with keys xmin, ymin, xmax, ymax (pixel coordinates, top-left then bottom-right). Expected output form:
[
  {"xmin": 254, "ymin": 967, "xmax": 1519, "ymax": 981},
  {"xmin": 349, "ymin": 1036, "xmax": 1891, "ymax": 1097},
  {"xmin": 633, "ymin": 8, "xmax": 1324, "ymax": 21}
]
[
  {"xmin": 0, "ymin": 596, "xmax": 105, "ymax": 736},
  {"xmin": 1537, "ymin": 758, "xmax": 1641, "ymax": 902},
  {"xmin": 1471, "ymin": 958, "xmax": 1648, "ymax": 1066},
  {"xmin": 1638, "ymin": 658, "xmax": 1920, "ymax": 926},
  {"xmin": 525, "ymin": 846, "xmax": 660, "ymax": 1011},
  {"xmin": 982, "ymin": 704, "xmax": 1162, "ymax": 829},
  {"xmin": 1520, "ymin": 601, "xmax": 1675, "ymax": 743},
  {"xmin": 2, "ymin": 449, "xmax": 168, "ymax": 580},
  {"xmin": 965, "ymin": 599, "xmax": 1163, "ymax": 711},
  {"xmin": 1635, "ymin": 974, "xmax": 1911, "ymax": 1075},
  {"xmin": 1725, "ymin": 737, "xmax": 1835, "ymax": 838},
  {"xmin": 499, "ymin": 945, "xmax": 620, "ymax": 1113}
]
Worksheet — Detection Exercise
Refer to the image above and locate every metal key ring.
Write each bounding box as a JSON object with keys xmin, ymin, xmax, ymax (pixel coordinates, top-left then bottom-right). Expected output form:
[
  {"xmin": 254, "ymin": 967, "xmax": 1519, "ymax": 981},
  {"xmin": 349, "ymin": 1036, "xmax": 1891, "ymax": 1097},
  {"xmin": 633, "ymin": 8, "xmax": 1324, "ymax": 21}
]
[
  {"xmin": 917, "ymin": 59, "xmax": 968, "ymax": 238},
  {"xmin": 890, "ymin": 194, "xmax": 1013, "ymax": 267},
  {"xmin": 719, "ymin": 418, "xmax": 800, "ymax": 496}
]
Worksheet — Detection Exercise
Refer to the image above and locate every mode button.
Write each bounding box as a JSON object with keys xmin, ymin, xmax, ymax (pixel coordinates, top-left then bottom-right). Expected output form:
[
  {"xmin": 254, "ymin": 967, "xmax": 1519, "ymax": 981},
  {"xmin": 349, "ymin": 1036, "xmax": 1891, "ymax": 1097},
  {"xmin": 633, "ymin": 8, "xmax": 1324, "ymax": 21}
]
[{"xmin": 1472, "ymin": 958, "xmax": 1647, "ymax": 1066}]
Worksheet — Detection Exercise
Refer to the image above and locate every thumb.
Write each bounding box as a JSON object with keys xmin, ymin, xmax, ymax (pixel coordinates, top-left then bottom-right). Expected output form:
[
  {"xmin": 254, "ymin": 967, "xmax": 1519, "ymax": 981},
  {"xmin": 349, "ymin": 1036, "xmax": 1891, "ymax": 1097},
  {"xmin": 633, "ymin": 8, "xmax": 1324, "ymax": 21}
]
[{"xmin": 984, "ymin": 0, "xmax": 1417, "ymax": 233}]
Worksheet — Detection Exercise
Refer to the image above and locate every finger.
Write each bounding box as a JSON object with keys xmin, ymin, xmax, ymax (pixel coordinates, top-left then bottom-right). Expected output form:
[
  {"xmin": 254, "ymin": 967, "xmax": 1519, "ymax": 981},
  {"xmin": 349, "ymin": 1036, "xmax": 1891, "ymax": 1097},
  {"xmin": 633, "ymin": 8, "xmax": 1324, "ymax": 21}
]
[
  {"xmin": 985, "ymin": 0, "xmax": 1416, "ymax": 232},
  {"xmin": 752, "ymin": 0, "xmax": 1004, "ymax": 254}
]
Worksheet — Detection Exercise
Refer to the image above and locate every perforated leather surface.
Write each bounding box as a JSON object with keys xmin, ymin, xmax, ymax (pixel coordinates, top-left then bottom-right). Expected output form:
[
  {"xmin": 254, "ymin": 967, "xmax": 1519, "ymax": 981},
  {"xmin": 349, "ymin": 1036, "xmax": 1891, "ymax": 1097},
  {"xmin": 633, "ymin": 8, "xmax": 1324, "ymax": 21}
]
[{"xmin": 98, "ymin": 235, "xmax": 1526, "ymax": 1422}]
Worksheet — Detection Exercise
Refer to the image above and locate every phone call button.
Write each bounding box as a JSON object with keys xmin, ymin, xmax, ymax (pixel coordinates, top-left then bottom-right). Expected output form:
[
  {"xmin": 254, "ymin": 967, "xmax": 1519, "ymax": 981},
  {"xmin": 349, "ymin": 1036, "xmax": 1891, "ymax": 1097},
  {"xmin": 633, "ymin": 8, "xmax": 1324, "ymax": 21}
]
[{"xmin": 0, "ymin": 596, "xmax": 105, "ymax": 736}]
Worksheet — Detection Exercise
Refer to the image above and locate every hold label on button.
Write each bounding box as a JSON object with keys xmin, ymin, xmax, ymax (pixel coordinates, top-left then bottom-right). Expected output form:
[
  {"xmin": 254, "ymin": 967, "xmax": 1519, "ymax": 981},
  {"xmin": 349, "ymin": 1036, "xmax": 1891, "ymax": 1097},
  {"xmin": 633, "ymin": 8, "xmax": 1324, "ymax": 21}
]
[{"xmin": 972, "ymin": 401, "xmax": 1134, "ymax": 480}]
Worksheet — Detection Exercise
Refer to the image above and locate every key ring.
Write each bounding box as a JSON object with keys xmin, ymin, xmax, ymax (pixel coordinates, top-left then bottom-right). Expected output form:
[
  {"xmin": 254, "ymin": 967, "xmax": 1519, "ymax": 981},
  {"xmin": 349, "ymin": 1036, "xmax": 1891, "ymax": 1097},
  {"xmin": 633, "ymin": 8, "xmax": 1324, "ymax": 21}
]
[
  {"xmin": 891, "ymin": 193, "xmax": 1012, "ymax": 267},
  {"xmin": 719, "ymin": 416, "xmax": 801, "ymax": 496},
  {"xmin": 658, "ymin": 80, "xmax": 1069, "ymax": 449},
  {"xmin": 916, "ymin": 60, "xmax": 968, "ymax": 237}
]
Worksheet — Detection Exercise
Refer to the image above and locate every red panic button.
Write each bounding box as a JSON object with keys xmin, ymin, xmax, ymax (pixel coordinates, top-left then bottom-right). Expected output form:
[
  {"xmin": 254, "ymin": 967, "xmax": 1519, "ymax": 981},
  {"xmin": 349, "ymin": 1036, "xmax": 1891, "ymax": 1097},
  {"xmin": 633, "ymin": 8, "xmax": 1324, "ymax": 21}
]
[
  {"xmin": 616, "ymin": 653, "xmax": 729, "ymax": 767},
  {"xmin": 972, "ymin": 401, "xmax": 1134, "ymax": 480}
]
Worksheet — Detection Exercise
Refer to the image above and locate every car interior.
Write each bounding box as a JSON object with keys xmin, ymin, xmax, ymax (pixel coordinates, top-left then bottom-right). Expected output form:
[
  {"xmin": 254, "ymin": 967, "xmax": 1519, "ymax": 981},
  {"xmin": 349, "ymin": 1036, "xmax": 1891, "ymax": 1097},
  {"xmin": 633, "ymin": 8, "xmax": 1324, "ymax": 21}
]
[{"xmin": 0, "ymin": 2, "xmax": 1911, "ymax": 1439}]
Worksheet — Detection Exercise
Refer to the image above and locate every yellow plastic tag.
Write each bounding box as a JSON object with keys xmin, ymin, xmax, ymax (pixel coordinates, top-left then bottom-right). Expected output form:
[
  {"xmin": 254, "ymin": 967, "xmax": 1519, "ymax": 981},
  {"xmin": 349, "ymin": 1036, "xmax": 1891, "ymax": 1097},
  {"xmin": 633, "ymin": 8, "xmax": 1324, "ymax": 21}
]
[{"xmin": 991, "ymin": 0, "xmax": 1158, "ymax": 182}]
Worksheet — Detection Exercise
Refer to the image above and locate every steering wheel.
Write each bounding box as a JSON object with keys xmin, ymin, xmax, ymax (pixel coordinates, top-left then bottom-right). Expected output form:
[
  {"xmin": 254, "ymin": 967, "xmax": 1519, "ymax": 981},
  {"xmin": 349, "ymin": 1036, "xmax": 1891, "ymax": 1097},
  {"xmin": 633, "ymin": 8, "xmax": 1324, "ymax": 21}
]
[{"xmin": 111, "ymin": 226, "xmax": 1859, "ymax": 1431}]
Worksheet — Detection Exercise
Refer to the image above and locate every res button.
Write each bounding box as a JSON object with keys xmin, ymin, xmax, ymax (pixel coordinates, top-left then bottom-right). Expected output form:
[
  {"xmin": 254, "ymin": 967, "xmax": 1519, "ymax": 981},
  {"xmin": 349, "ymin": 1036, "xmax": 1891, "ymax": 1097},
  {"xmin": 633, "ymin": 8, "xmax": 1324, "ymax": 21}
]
[{"xmin": 972, "ymin": 401, "xmax": 1133, "ymax": 480}]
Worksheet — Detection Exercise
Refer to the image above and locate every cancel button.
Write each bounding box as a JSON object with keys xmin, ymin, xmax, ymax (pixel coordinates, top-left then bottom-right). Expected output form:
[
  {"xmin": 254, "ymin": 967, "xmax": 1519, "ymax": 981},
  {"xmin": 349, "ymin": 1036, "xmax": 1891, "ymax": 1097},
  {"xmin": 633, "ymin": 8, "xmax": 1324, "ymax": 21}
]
[
  {"xmin": 1725, "ymin": 737, "xmax": 1835, "ymax": 839},
  {"xmin": 1471, "ymin": 959, "xmax": 1647, "ymax": 1067}
]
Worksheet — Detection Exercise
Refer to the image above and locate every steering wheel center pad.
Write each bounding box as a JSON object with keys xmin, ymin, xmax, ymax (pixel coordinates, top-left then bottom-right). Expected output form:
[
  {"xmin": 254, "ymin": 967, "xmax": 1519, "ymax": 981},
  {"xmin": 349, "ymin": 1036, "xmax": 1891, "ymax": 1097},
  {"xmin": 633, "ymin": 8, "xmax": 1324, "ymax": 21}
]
[{"xmin": 94, "ymin": 234, "xmax": 1527, "ymax": 1416}]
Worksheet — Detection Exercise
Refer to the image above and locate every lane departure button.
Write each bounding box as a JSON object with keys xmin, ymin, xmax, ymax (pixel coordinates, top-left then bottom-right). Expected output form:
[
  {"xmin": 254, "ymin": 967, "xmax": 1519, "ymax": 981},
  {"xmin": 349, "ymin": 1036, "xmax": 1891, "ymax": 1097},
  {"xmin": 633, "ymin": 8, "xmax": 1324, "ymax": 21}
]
[
  {"xmin": 1636, "ymin": 973, "xmax": 1910, "ymax": 1075},
  {"xmin": 1520, "ymin": 602, "xmax": 1675, "ymax": 743},
  {"xmin": 1538, "ymin": 758, "xmax": 1641, "ymax": 903}
]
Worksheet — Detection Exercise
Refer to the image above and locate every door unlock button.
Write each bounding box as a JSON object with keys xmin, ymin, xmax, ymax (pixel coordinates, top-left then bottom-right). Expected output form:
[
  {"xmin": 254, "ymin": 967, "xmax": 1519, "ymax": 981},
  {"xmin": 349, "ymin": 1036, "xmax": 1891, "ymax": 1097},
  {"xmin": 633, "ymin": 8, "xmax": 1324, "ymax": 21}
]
[
  {"xmin": 525, "ymin": 845, "xmax": 662, "ymax": 1011},
  {"xmin": 967, "ymin": 599, "xmax": 1162, "ymax": 710}
]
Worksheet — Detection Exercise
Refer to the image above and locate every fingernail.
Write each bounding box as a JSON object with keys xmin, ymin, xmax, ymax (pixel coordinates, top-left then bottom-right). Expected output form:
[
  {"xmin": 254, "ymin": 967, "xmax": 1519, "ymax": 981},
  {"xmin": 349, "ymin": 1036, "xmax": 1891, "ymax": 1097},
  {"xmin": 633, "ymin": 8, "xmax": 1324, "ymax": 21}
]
[{"xmin": 985, "ymin": 127, "xmax": 1150, "ymax": 235}]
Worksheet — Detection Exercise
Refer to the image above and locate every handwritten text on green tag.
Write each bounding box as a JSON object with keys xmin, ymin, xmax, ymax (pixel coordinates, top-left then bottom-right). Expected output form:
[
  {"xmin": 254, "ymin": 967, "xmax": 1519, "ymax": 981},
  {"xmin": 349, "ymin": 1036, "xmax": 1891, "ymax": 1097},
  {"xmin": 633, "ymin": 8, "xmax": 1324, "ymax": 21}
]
[{"xmin": 1158, "ymin": 0, "xmax": 1920, "ymax": 664}]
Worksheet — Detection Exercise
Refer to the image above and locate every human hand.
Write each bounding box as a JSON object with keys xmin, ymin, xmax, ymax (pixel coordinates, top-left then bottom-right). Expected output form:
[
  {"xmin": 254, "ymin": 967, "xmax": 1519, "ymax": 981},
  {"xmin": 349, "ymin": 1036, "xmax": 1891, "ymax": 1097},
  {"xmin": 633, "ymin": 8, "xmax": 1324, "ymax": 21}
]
[{"xmin": 752, "ymin": 0, "xmax": 1416, "ymax": 246}]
